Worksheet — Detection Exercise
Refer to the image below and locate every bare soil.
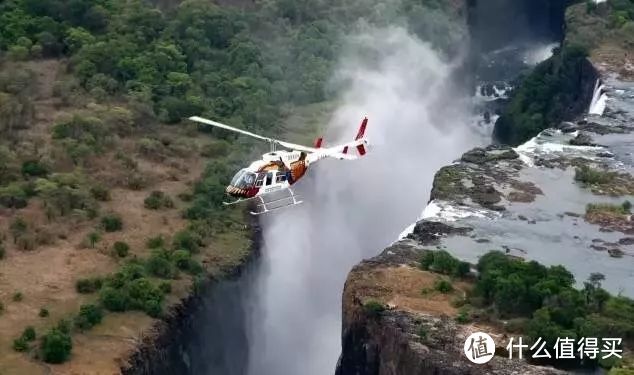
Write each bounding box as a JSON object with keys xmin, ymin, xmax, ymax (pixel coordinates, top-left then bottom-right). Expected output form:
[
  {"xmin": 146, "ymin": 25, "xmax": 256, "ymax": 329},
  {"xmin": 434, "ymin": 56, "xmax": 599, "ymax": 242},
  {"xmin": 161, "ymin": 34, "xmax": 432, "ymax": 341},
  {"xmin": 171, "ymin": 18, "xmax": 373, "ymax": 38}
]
[{"xmin": 0, "ymin": 59, "xmax": 250, "ymax": 374}]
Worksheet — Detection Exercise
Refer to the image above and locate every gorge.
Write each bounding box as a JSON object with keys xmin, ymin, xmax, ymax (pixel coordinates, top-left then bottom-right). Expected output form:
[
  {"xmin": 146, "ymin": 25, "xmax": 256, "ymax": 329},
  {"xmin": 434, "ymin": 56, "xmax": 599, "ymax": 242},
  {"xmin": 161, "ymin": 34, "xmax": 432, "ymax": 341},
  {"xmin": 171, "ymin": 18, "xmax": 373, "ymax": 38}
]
[{"xmin": 154, "ymin": 1, "xmax": 618, "ymax": 374}]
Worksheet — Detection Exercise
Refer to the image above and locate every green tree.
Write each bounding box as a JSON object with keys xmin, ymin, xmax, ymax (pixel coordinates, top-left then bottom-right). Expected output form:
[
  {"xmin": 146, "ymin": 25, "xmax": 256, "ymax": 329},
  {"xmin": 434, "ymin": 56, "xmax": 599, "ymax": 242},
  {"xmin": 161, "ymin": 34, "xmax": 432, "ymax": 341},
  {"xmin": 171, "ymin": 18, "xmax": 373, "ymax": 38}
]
[{"xmin": 41, "ymin": 328, "xmax": 72, "ymax": 364}]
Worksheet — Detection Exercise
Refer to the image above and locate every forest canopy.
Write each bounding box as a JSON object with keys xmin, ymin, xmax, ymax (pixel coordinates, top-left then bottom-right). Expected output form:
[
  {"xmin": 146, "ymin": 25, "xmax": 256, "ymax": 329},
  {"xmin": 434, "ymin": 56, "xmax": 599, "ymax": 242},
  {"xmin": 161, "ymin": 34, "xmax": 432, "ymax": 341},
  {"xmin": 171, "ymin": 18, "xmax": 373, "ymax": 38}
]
[{"xmin": 0, "ymin": 0, "xmax": 466, "ymax": 131}]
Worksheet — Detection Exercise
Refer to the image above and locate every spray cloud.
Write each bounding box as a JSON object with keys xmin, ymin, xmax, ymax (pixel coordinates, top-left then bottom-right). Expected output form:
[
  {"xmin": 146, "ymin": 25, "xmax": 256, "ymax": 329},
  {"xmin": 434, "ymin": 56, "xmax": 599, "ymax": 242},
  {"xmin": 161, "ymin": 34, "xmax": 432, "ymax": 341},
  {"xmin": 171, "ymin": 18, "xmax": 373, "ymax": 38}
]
[{"xmin": 246, "ymin": 25, "xmax": 485, "ymax": 375}]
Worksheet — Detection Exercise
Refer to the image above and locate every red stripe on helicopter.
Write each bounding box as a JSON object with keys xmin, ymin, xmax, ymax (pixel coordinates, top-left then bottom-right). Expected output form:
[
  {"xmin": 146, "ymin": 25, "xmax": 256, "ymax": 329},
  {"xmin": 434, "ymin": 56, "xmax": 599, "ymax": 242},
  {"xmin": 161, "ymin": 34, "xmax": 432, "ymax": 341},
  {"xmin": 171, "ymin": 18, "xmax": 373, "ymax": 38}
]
[
  {"xmin": 355, "ymin": 117, "xmax": 368, "ymax": 140},
  {"xmin": 343, "ymin": 146, "xmax": 349, "ymax": 154},
  {"xmin": 314, "ymin": 137, "xmax": 323, "ymax": 148},
  {"xmin": 356, "ymin": 144, "xmax": 366, "ymax": 156}
]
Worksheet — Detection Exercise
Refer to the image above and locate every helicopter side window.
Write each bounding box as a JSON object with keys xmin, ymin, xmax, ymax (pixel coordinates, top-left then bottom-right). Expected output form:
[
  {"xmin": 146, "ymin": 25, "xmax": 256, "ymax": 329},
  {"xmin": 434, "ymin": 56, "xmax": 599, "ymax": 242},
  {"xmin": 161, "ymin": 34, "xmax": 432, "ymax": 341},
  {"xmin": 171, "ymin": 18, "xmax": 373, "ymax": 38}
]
[
  {"xmin": 255, "ymin": 173, "xmax": 265, "ymax": 187},
  {"xmin": 266, "ymin": 172, "xmax": 274, "ymax": 186},
  {"xmin": 276, "ymin": 173, "xmax": 287, "ymax": 183}
]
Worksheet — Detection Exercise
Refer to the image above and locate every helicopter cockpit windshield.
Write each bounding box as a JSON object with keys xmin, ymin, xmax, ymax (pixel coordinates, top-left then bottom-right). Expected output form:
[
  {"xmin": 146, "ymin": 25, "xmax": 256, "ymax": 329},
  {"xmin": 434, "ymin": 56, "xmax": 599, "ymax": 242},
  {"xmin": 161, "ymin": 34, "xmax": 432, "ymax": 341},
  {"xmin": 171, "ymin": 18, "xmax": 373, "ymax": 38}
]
[{"xmin": 230, "ymin": 169, "xmax": 256, "ymax": 189}]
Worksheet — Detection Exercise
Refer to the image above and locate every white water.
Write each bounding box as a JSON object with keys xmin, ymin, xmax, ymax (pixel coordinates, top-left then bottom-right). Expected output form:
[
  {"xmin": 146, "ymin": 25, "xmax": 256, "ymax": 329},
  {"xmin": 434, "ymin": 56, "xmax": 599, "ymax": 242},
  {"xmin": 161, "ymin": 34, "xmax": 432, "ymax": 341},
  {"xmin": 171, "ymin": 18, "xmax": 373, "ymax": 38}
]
[
  {"xmin": 522, "ymin": 42, "xmax": 559, "ymax": 66},
  {"xmin": 589, "ymin": 79, "xmax": 608, "ymax": 115},
  {"xmin": 245, "ymin": 26, "xmax": 483, "ymax": 375},
  {"xmin": 398, "ymin": 200, "xmax": 499, "ymax": 240}
]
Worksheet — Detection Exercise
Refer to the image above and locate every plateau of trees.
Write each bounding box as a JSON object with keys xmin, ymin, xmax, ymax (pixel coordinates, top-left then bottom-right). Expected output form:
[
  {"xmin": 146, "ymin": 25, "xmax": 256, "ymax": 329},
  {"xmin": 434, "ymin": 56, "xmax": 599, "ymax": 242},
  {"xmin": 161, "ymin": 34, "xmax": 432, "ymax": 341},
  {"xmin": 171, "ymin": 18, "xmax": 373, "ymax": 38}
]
[{"xmin": 424, "ymin": 250, "xmax": 634, "ymax": 369}]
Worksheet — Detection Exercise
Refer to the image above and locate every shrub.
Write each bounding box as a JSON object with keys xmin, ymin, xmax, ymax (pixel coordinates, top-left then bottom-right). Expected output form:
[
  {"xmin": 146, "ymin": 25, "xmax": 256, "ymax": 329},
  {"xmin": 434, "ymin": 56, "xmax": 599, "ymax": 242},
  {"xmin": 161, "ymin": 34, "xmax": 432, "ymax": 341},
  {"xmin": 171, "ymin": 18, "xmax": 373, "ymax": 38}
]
[
  {"xmin": 146, "ymin": 250, "xmax": 175, "ymax": 279},
  {"xmin": 0, "ymin": 184, "xmax": 28, "ymax": 209},
  {"xmin": 101, "ymin": 214, "xmax": 122, "ymax": 232},
  {"xmin": 113, "ymin": 241, "xmax": 129, "ymax": 257},
  {"xmin": 575, "ymin": 165, "xmax": 616, "ymax": 185},
  {"xmin": 21, "ymin": 160, "xmax": 49, "ymax": 177},
  {"xmin": 10, "ymin": 217, "xmax": 28, "ymax": 242},
  {"xmin": 86, "ymin": 231, "xmax": 101, "ymax": 248},
  {"xmin": 144, "ymin": 191, "xmax": 174, "ymax": 210},
  {"xmin": 13, "ymin": 337, "xmax": 29, "ymax": 352},
  {"xmin": 40, "ymin": 328, "xmax": 72, "ymax": 364},
  {"xmin": 456, "ymin": 261, "xmax": 471, "ymax": 277},
  {"xmin": 455, "ymin": 306, "xmax": 471, "ymax": 323},
  {"xmin": 127, "ymin": 278, "xmax": 164, "ymax": 316},
  {"xmin": 39, "ymin": 308, "xmax": 50, "ymax": 317},
  {"xmin": 146, "ymin": 235, "xmax": 165, "ymax": 249},
  {"xmin": 22, "ymin": 326, "xmax": 36, "ymax": 341},
  {"xmin": 100, "ymin": 287, "xmax": 129, "ymax": 312},
  {"xmin": 76, "ymin": 277, "xmax": 103, "ymax": 294},
  {"xmin": 173, "ymin": 249, "xmax": 192, "ymax": 270},
  {"xmin": 13, "ymin": 292, "xmax": 23, "ymax": 301},
  {"xmin": 90, "ymin": 185, "xmax": 110, "ymax": 201},
  {"xmin": 0, "ymin": 244, "xmax": 5, "ymax": 259},
  {"xmin": 586, "ymin": 203, "xmax": 629, "ymax": 216},
  {"xmin": 172, "ymin": 230, "xmax": 200, "ymax": 253},
  {"xmin": 363, "ymin": 300, "xmax": 386, "ymax": 318},
  {"xmin": 420, "ymin": 250, "xmax": 470, "ymax": 278},
  {"xmin": 434, "ymin": 279, "xmax": 454, "ymax": 294},
  {"xmin": 172, "ymin": 249, "xmax": 203, "ymax": 274},
  {"xmin": 75, "ymin": 304, "xmax": 103, "ymax": 331},
  {"xmin": 622, "ymin": 200, "xmax": 632, "ymax": 213}
]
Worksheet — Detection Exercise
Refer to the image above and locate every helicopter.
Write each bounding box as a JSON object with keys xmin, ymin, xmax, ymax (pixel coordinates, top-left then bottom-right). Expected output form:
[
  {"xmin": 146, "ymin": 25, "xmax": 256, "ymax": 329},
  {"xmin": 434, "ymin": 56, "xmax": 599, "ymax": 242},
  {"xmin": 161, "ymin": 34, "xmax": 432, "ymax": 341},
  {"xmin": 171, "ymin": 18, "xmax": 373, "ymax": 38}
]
[{"xmin": 188, "ymin": 116, "xmax": 370, "ymax": 215}]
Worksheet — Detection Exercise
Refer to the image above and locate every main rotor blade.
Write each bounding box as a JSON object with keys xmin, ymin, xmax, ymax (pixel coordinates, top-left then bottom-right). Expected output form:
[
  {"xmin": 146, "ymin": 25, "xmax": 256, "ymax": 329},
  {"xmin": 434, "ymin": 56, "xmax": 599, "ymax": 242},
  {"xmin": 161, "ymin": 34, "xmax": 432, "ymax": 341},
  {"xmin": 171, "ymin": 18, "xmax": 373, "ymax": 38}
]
[
  {"xmin": 276, "ymin": 140, "xmax": 318, "ymax": 153},
  {"xmin": 189, "ymin": 116, "xmax": 317, "ymax": 153},
  {"xmin": 189, "ymin": 116, "xmax": 273, "ymax": 143}
]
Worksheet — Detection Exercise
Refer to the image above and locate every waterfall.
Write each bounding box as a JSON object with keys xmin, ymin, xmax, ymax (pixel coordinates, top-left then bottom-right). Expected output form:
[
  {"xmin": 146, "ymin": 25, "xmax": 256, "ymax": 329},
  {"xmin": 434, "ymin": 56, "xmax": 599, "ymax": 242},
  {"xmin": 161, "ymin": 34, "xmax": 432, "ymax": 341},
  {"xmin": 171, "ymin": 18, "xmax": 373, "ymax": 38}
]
[{"xmin": 589, "ymin": 78, "xmax": 607, "ymax": 116}]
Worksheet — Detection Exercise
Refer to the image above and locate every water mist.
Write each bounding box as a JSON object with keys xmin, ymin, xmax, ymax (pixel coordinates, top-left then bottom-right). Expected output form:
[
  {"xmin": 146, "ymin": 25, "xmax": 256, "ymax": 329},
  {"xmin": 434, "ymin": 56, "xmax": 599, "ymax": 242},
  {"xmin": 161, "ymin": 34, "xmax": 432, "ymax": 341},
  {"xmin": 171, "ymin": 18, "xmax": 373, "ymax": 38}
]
[{"xmin": 246, "ymin": 26, "xmax": 485, "ymax": 375}]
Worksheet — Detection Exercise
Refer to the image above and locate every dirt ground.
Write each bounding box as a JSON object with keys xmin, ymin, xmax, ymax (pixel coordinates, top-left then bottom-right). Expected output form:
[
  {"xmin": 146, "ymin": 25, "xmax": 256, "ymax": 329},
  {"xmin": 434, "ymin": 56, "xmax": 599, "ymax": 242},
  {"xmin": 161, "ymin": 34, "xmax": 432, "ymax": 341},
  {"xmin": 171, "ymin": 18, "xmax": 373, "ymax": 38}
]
[{"xmin": 0, "ymin": 59, "xmax": 251, "ymax": 374}]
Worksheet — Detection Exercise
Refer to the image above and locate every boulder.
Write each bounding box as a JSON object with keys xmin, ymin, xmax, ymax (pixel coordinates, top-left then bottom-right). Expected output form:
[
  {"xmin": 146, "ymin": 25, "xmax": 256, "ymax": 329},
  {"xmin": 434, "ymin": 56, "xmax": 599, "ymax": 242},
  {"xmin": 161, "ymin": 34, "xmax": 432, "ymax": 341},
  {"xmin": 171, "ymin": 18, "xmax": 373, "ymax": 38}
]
[
  {"xmin": 569, "ymin": 132, "xmax": 595, "ymax": 146},
  {"xmin": 559, "ymin": 121, "xmax": 577, "ymax": 133}
]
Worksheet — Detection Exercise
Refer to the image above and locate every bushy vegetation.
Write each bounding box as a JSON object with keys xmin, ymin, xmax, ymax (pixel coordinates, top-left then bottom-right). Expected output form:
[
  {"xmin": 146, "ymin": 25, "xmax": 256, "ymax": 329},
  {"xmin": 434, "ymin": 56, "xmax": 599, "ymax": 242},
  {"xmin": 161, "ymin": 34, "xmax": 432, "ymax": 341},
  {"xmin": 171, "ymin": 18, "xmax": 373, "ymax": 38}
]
[
  {"xmin": 146, "ymin": 235, "xmax": 165, "ymax": 249},
  {"xmin": 460, "ymin": 251, "xmax": 634, "ymax": 368},
  {"xmin": 13, "ymin": 326, "xmax": 36, "ymax": 352},
  {"xmin": 363, "ymin": 300, "xmax": 386, "ymax": 318},
  {"xmin": 100, "ymin": 272, "xmax": 165, "ymax": 317},
  {"xmin": 101, "ymin": 213, "xmax": 122, "ymax": 232},
  {"xmin": 75, "ymin": 277, "xmax": 103, "ymax": 294},
  {"xmin": 74, "ymin": 304, "xmax": 103, "ymax": 331},
  {"xmin": 575, "ymin": 165, "xmax": 617, "ymax": 185},
  {"xmin": 113, "ymin": 241, "xmax": 129, "ymax": 257},
  {"xmin": 586, "ymin": 201, "xmax": 632, "ymax": 216},
  {"xmin": 434, "ymin": 278, "xmax": 454, "ymax": 294},
  {"xmin": 608, "ymin": 0, "xmax": 634, "ymax": 26},
  {"xmin": 12, "ymin": 292, "xmax": 23, "ymax": 302},
  {"xmin": 493, "ymin": 45, "xmax": 591, "ymax": 145},
  {"xmin": 420, "ymin": 250, "xmax": 470, "ymax": 278},
  {"xmin": 40, "ymin": 327, "xmax": 72, "ymax": 364},
  {"xmin": 144, "ymin": 190, "xmax": 174, "ymax": 210}
]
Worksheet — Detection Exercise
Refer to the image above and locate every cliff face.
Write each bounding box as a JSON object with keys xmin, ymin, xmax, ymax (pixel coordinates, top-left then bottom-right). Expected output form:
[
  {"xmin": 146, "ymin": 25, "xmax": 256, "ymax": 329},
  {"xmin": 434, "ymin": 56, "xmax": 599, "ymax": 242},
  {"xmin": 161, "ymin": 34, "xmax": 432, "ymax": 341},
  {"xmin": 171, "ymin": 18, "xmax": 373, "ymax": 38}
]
[
  {"xmin": 336, "ymin": 241, "xmax": 564, "ymax": 375},
  {"xmin": 337, "ymin": 2, "xmax": 634, "ymax": 374},
  {"xmin": 121, "ymin": 223, "xmax": 261, "ymax": 375}
]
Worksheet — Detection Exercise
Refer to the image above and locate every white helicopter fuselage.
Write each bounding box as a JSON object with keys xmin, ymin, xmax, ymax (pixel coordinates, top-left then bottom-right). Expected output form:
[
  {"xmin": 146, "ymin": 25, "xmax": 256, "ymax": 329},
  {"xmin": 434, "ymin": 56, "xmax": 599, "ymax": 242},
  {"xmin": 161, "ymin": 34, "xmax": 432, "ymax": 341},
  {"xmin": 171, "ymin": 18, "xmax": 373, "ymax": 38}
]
[{"xmin": 188, "ymin": 115, "xmax": 369, "ymax": 215}]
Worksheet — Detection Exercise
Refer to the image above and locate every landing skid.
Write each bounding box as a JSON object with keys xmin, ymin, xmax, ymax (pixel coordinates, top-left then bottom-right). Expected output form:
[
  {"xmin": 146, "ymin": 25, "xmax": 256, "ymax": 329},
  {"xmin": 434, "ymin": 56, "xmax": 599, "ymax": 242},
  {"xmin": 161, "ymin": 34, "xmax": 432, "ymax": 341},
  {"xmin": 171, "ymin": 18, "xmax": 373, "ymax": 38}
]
[
  {"xmin": 223, "ymin": 198, "xmax": 254, "ymax": 206},
  {"xmin": 250, "ymin": 188, "xmax": 303, "ymax": 216}
]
